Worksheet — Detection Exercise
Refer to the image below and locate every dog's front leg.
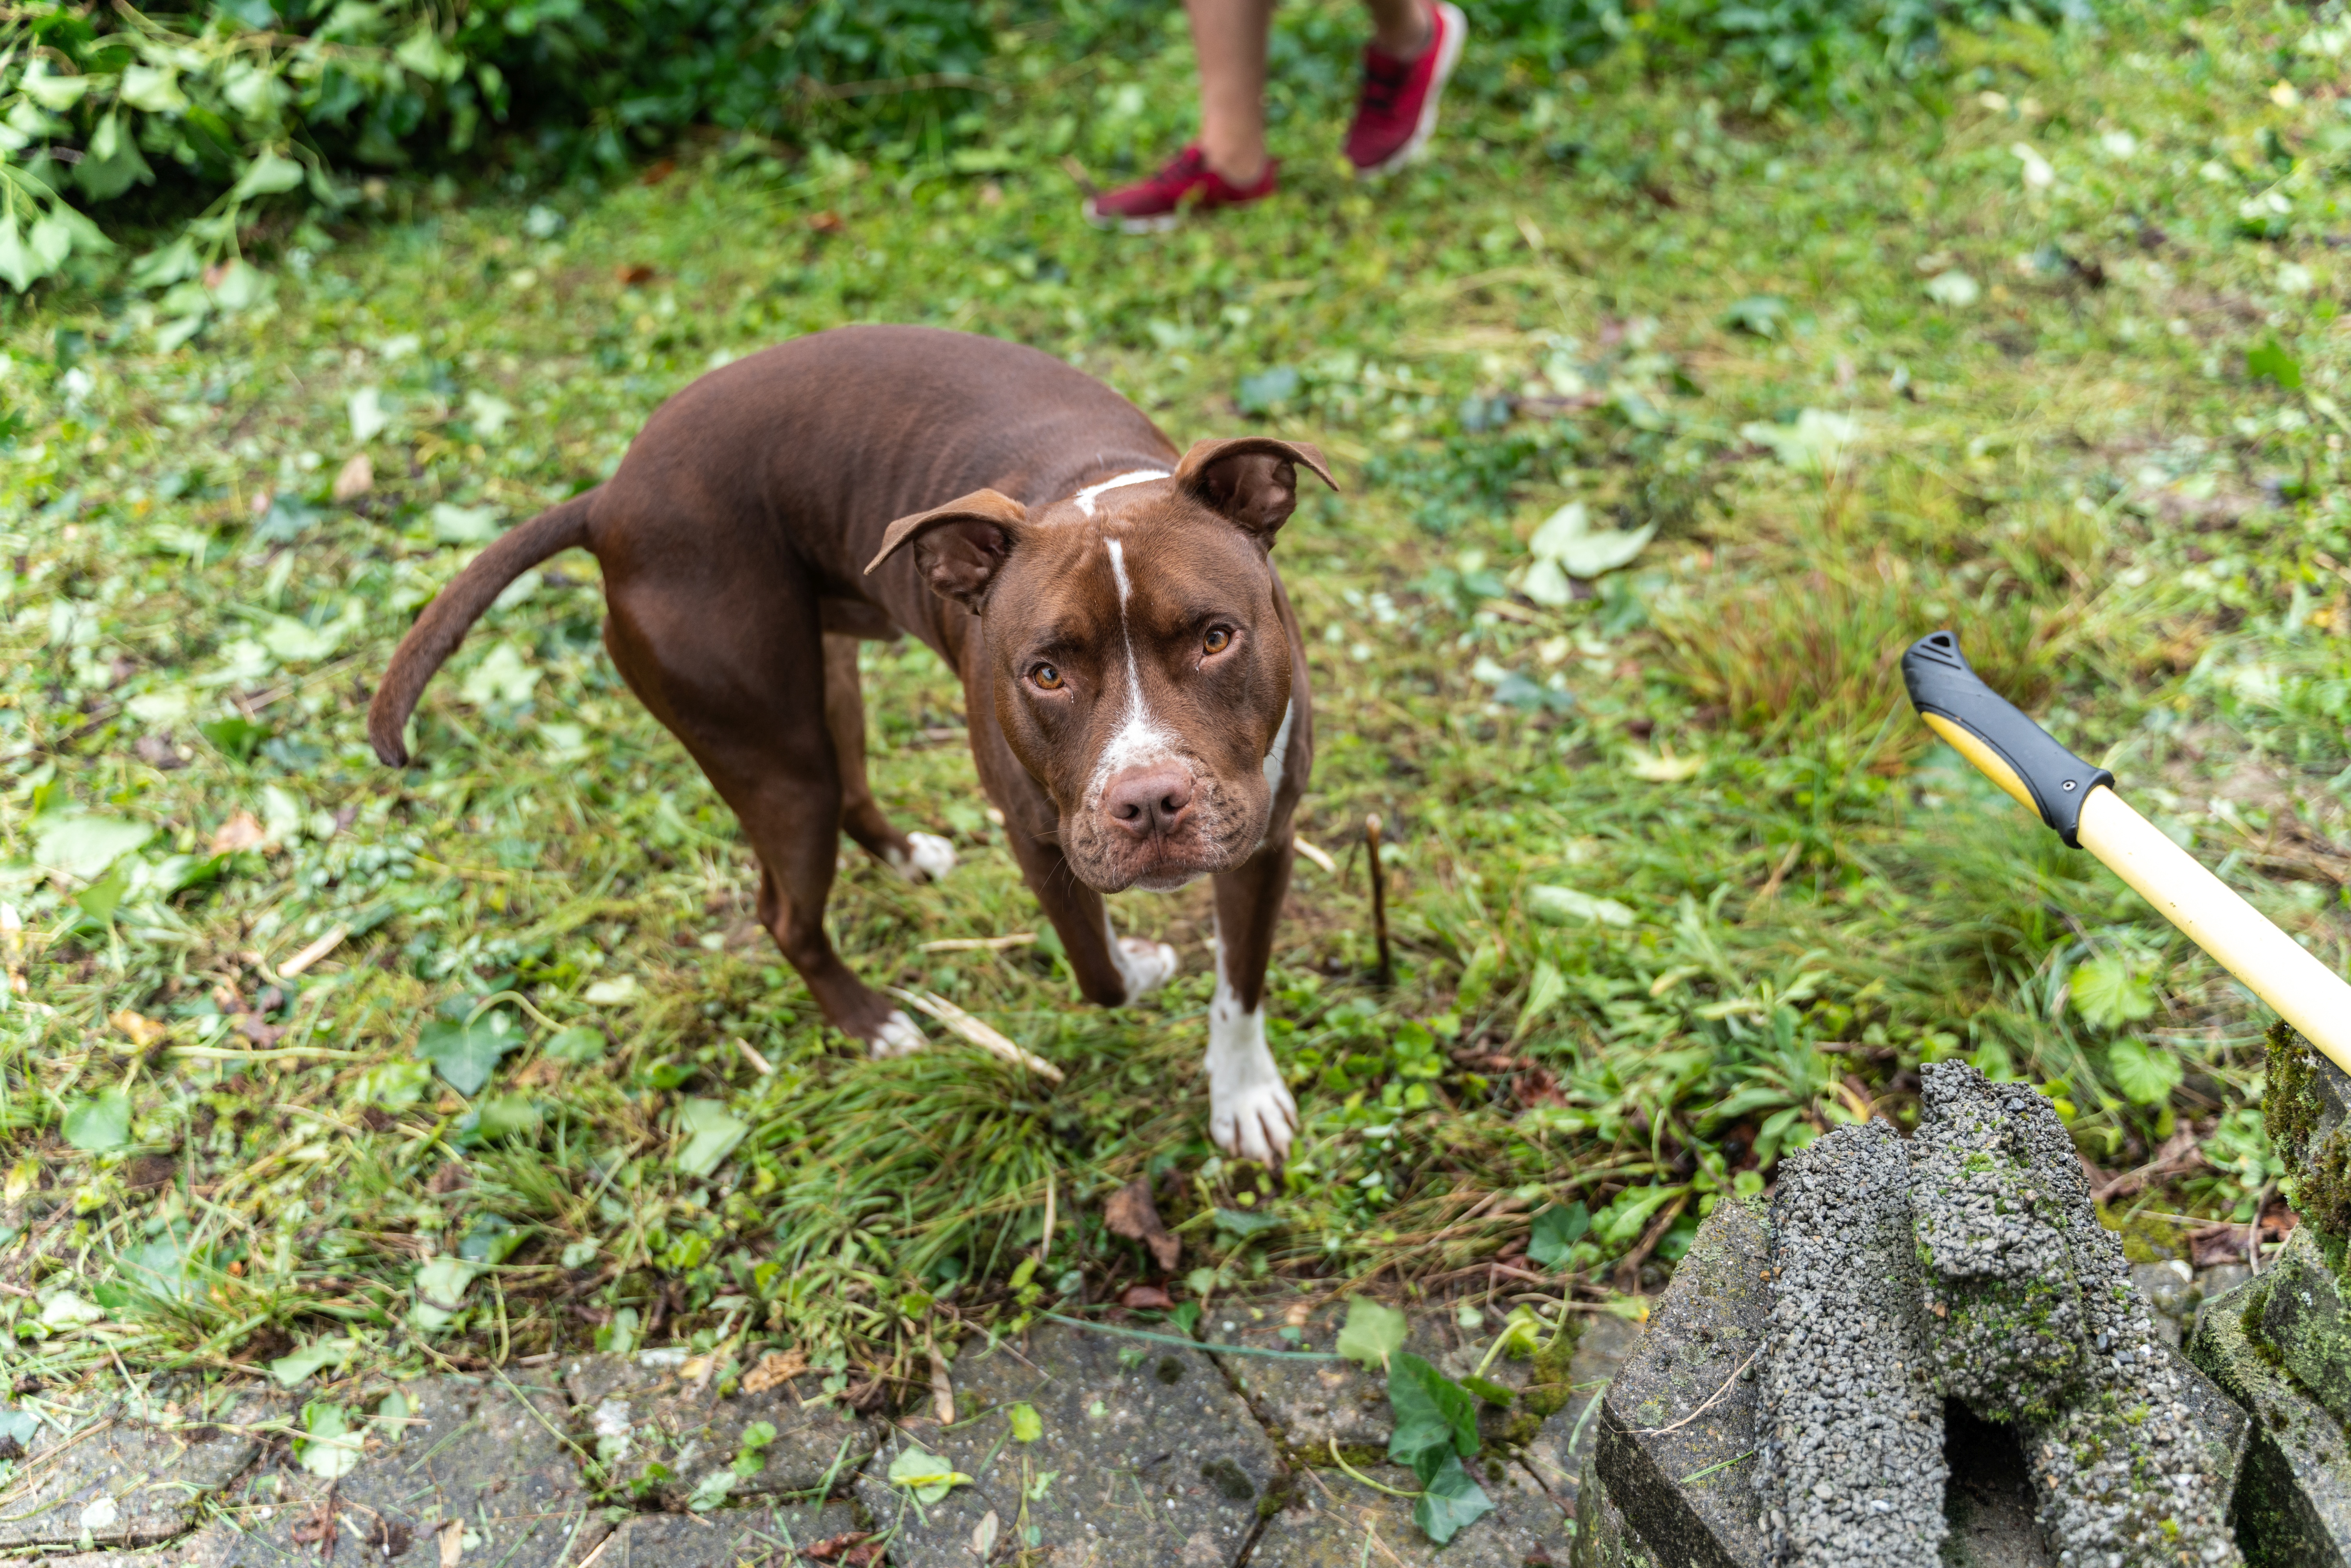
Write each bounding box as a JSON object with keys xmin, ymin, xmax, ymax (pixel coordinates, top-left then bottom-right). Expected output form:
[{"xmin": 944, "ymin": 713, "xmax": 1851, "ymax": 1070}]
[
  {"xmin": 994, "ymin": 815, "xmax": 1177, "ymax": 1007},
  {"xmin": 1205, "ymin": 836, "xmax": 1300, "ymax": 1166}
]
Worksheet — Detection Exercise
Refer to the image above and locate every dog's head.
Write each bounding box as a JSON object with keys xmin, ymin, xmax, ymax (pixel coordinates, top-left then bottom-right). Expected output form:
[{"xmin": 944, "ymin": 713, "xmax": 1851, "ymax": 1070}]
[{"xmin": 868, "ymin": 438, "xmax": 1333, "ymax": 893}]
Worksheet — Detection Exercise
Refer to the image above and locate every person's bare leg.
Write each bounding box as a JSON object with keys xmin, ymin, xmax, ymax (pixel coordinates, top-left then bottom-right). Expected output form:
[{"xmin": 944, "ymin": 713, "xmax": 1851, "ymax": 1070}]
[
  {"xmin": 1364, "ymin": 0, "xmax": 1432, "ymax": 58},
  {"xmin": 1186, "ymin": 0, "xmax": 1275, "ymax": 185}
]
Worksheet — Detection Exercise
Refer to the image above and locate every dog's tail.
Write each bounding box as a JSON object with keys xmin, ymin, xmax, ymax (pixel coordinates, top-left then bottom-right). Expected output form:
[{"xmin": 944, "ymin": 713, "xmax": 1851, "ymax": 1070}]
[{"xmin": 368, "ymin": 489, "xmax": 600, "ymax": 766}]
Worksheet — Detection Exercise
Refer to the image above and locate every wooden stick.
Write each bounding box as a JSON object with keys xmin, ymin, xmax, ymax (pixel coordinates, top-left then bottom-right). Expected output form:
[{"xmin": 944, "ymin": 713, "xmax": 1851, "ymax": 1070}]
[
  {"xmin": 1366, "ymin": 813, "xmax": 1393, "ymax": 987},
  {"xmin": 2076, "ymin": 787, "xmax": 2351, "ymax": 1074}
]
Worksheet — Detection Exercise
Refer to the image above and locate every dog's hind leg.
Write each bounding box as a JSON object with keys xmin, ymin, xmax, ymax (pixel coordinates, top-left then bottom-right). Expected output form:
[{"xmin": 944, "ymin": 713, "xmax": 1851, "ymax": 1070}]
[
  {"xmin": 1204, "ymin": 836, "xmax": 1301, "ymax": 1166},
  {"xmin": 822, "ymin": 632, "xmax": 955, "ymax": 884},
  {"xmin": 603, "ymin": 583, "xmax": 922, "ymax": 1057}
]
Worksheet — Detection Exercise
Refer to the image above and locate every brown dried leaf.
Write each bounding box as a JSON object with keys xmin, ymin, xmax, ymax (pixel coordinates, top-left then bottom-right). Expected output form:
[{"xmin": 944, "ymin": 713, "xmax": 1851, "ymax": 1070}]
[
  {"xmin": 1103, "ymin": 1177, "xmax": 1181, "ymax": 1271},
  {"xmin": 741, "ymin": 1347, "xmax": 807, "ymax": 1395},
  {"xmin": 111, "ymin": 1009, "xmax": 167, "ymax": 1048},
  {"xmin": 210, "ymin": 811, "xmax": 268, "ymax": 854},
  {"xmin": 1119, "ymin": 1284, "xmax": 1174, "ymax": 1311},
  {"xmin": 332, "ymin": 453, "xmax": 373, "ymax": 503}
]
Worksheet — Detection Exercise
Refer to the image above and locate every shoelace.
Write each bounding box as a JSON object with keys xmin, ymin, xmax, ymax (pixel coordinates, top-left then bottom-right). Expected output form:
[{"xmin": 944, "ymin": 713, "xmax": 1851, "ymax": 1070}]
[
  {"xmin": 1143, "ymin": 148, "xmax": 1210, "ymax": 197},
  {"xmin": 1359, "ymin": 53, "xmax": 1411, "ymax": 118}
]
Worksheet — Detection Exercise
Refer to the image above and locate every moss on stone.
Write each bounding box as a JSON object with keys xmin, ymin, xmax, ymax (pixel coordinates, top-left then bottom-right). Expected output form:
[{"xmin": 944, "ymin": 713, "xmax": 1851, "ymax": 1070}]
[
  {"xmin": 1521, "ymin": 1314, "xmax": 1586, "ymax": 1420},
  {"xmin": 2264, "ymin": 1021, "xmax": 2351, "ymax": 1239}
]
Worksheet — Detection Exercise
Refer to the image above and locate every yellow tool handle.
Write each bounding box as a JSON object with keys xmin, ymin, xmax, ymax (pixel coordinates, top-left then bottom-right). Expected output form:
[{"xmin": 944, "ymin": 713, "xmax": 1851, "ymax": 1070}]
[{"xmin": 1905, "ymin": 631, "xmax": 2351, "ymax": 1076}]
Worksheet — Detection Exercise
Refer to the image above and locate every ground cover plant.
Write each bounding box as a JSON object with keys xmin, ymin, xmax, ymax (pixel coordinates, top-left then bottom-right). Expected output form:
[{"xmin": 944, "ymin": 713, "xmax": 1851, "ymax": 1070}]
[{"xmin": 4, "ymin": 0, "xmax": 2349, "ymax": 1519}]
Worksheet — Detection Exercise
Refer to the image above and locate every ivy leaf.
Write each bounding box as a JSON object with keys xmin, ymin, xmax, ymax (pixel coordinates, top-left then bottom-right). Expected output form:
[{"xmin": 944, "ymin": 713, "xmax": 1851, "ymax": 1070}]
[
  {"xmin": 414, "ymin": 1012, "xmax": 522, "ymax": 1097},
  {"xmin": 1334, "ymin": 1297, "xmax": 1407, "ymax": 1371},
  {"xmin": 2070, "ymin": 955, "xmax": 2156, "ymax": 1032},
  {"xmin": 672, "ymin": 1099, "xmax": 747, "ymax": 1178},
  {"xmin": 887, "ymin": 1445, "xmax": 972, "ymax": 1504},
  {"xmin": 295, "ymin": 1402, "xmax": 363, "ymax": 1479},
  {"xmin": 2107, "ymin": 1037, "xmax": 2184, "ymax": 1107},
  {"xmin": 1526, "ymin": 1202, "xmax": 1589, "ymax": 1270},
  {"xmin": 1413, "ymin": 1452, "xmax": 1496, "ymax": 1544},
  {"xmin": 270, "ymin": 1337, "xmax": 355, "ymax": 1387},
  {"xmin": 1212, "ymin": 1207, "xmax": 1283, "ymax": 1239},
  {"xmin": 63, "ymin": 1090, "xmax": 132, "ymax": 1153},
  {"xmin": 2248, "ymin": 339, "xmax": 2304, "ymax": 391},
  {"xmin": 1386, "ymin": 1352, "xmax": 1478, "ymax": 1478}
]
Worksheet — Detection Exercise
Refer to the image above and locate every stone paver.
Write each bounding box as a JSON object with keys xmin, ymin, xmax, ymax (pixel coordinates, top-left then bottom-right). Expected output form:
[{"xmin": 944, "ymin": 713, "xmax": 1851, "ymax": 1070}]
[
  {"xmin": 855, "ymin": 1320, "xmax": 1282, "ymax": 1568},
  {"xmin": 205, "ymin": 1375, "xmax": 606, "ymax": 1567},
  {"xmin": 1520, "ymin": 1309, "xmax": 1646, "ymax": 1509},
  {"xmin": 1251, "ymin": 1457, "xmax": 1571, "ymax": 1566},
  {"xmin": 2190, "ymin": 1268, "xmax": 2351, "ymax": 1566},
  {"xmin": 1591, "ymin": 1195, "xmax": 1767, "ymax": 1568},
  {"xmin": 1209, "ymin": 1296, "xmax": 1571, "ymax": 1456},
  {"xmin": 562, "ymin": 1351, "xmax": 877, "ymax": 1509},
  {"xmin": 0, "ymin": 1383, "xmax": 280, "ymax": 1550},
  {"xmin": 597, "ymin": 1501, "xmax": 863, "ymax": 1564}
]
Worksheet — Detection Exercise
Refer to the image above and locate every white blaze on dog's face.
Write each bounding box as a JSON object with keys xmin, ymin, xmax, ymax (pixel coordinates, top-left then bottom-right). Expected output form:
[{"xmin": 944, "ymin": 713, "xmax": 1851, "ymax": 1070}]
[{"xmin": 867, "ymin": 438, "xmax": 1333, "ymax": 893}]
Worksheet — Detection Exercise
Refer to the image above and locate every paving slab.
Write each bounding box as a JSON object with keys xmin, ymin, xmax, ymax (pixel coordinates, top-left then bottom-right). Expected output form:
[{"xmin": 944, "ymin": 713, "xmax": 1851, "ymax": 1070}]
[
  {"xmin": 1207, "ymin": 1298, "xmax": 1563, "ymax": 1455},
  {"xmin": 0, "ymin": 1382, "xmax": 281, "ymax": 1550},
  {"xmin": 202, "ymin": 1374, "xmax": 607, "ymax": 1567},
  {"xmin": 1567, "ymin": 1463, "xmax": 1661, "ymax": 1568},
  {"xmin": 596, "ymin": 1501, "xmax": 864, "ymax": 1565},
  {"xmin": 561, "ymin": 1351, "xmax": 877, "ymax": 1509},
  {"xmin": 1250, "ymin": 1457, "xmax": 1571, "ymax": 1566},
  {"xmin": 854, "ymin": 1320, "xmax": 1282, "ymax": 1568},
  {"xmin": 2254, "ymin": 1227, "xmax": 2351, "ymax": 1422},
  {"xmin": 1592, "ymin": 1196, "xmax": 1767, "ymax": 1568},
  {"xmin": 2189, "ymin": 1268, "xmax": 2351, "ymax": 1568},
  {"xmin": 1519, "ymin": 1309, "xmax": 1646, "ymax": 1509}
]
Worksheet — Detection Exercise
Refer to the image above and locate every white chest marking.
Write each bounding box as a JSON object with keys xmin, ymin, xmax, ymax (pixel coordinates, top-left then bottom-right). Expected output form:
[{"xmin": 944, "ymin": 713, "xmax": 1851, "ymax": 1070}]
[
  {"xmin": 1071, "ymin": 469, "xmax": 1170, "ymax": 518},
  {"xmin": 1261, "ymin": 696, "xmax": 1296, "ymax": 800},
  {"xmin": 1087, "ymin": 536, "xmax": 1177, "ymax": 807}
]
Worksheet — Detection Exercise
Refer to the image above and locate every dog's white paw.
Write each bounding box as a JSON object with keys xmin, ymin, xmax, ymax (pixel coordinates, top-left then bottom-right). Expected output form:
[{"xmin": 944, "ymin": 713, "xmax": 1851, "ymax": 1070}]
[
  {"xmin": 869, "ymin": 1010, "xmax": 927, "ymax": 1059},
  {"xmin": 886, "ymin": 832, "xmax": 958, "ymax": 885},
  {"xmin": 1113, "ymin": 937, "xmax": 1179, "ymax": 1001},
  {"xmin": 903, "ymin": 832, "xmax": 958, "ymax": 884},
  {"xmin": 1206, "ymin": 976, "xmax": 1297, "ymax": 1165},
  {"xmin": 1211, "ymin": 1070, "xmax": 1299, "ymax": 1166}
]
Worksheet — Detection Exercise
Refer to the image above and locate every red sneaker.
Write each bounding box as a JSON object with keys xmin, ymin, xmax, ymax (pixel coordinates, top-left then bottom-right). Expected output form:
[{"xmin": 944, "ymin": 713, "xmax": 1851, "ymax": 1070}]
[
  {"xmin": 1344, "ymin": 0, "xmax": 1467, "ymax": 176},
  {"xmin": 1083, "ymin": 145, "xmax": 1277, "ymax": 232}
]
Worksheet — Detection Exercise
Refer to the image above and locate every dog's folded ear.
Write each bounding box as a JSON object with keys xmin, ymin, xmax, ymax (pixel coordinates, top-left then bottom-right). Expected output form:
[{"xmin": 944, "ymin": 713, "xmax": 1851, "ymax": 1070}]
[
  {"xmin": 1174, "ymin": 438, "xmax": 1338, "ymax": 546},
  {"xmin": 866, "ymin": 489, "xmax": 1029, "ymax": 610}
]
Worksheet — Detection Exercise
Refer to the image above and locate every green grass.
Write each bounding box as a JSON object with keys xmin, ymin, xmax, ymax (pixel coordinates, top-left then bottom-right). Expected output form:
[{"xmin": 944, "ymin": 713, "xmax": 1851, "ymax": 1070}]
[{"xmin": 3, "ymin": 0, "xmax": 2345, "ymax": 1401}]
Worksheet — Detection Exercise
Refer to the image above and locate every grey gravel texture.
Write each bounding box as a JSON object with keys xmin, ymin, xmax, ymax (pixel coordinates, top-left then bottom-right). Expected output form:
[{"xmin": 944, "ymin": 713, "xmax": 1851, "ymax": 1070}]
[
  {"xmin": 1923, "ymin": 1064, "xmax": 2243, "ymax": 1568},
  {"xmin": 1756, "ymin": 1119, "xmax": 1947, "ymax": 1568},
  {"xmin": 1909, "ymin": 1065, "xmax": 2087, "ymax": 1423}
]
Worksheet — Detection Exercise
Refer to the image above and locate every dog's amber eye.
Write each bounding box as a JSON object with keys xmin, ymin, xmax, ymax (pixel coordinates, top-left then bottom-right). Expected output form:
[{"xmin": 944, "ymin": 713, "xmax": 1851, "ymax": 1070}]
[
  {"xmin": 1203, "ymin": 627, "xmax": 1232, "ymax": 655},
  {"xmin": 1032, "ymin": 663, "xmax": 1063, "ymax": 690}
]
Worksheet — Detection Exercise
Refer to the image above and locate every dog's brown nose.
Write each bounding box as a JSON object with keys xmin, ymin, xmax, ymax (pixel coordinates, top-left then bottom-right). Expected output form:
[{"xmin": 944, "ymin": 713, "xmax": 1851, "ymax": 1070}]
[{"xmin": 1105, "ymin": 765, "xmax": 1194, "ymax": 838}]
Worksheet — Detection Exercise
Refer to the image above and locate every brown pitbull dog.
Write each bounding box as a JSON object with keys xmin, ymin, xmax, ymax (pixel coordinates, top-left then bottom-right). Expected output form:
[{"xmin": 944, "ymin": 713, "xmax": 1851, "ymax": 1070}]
[{"xmin": 369, "ymin": 325, "xmax": 1331, "ymax": 1164}]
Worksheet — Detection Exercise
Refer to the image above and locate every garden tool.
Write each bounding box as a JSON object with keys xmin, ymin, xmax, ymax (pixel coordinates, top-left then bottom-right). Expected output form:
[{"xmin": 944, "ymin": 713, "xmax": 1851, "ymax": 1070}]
[{"xmin": 1901, "ymin": 629, "xmax": 2351, "ymax": 1076}]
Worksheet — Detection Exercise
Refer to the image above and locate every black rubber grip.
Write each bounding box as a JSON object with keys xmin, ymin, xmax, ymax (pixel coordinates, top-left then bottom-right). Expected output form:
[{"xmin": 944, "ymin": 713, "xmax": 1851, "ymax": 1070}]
[{"xmin": 1902, "ymin": 630, "xmax": 2114, "ymax": 847}]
